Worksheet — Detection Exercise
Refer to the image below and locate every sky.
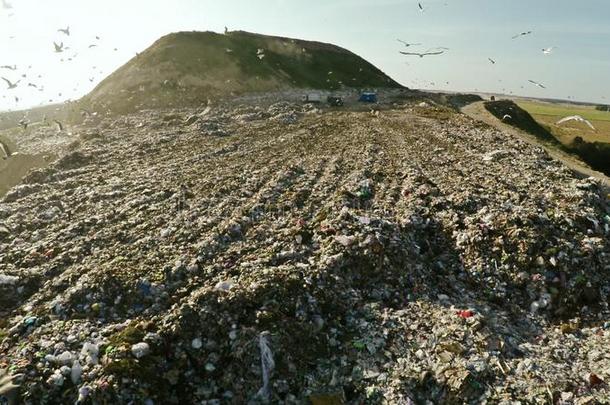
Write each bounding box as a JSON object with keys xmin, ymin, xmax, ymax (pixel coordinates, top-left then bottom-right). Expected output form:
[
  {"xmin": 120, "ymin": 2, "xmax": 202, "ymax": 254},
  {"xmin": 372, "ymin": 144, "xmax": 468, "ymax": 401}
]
[{"xmin": 1, "ymin": 0, "xmax": 609, "ymax": 111}]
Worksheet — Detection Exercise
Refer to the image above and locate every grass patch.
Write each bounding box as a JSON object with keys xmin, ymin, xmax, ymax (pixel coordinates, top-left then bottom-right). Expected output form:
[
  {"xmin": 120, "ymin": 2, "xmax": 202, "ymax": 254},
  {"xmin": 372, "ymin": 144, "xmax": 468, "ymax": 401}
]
[{"xmin": 517, "ymin": 100, "xmax": 610, "ymax": 145}]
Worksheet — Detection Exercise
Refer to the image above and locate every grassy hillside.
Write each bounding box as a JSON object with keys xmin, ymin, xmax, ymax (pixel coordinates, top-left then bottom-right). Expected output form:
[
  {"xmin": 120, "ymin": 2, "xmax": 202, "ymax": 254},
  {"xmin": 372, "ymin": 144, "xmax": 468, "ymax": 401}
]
[
  {"xmin": 517, "ymin": 100, "xmax": 610, "ymax": 145},
  {"xmin": 80, "ymin": 31, "xmax": 403, "ymax": 114}
]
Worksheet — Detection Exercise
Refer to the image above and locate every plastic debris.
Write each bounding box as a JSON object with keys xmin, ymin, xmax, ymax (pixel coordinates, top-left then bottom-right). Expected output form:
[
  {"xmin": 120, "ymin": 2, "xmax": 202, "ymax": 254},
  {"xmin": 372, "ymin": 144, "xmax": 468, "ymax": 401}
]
[
  {"xmin": 256, "ymin": 332, "xmax": 275, "ymax": 400},
  {"xmin": 131, "ymin": 342, "xmax": 151, "ymax": 359}
]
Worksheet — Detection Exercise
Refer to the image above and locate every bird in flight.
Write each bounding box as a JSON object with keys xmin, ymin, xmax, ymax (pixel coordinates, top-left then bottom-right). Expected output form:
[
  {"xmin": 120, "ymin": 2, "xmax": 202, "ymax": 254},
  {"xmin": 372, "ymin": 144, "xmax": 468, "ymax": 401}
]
[
  {"xmin": 1, "ymin": 77, "xmax": 18, "ymax": 89},
  {"xmin": 528, "ymin": 79, "xmax": 546, "ymax": 89},
  {"xmin": 512, "ymin": 31, "xmax": 532, "ymax": 39},
  {"xmin": 88, "ymin": 44, "xmax": 98, "ymax": 48},
  {"xmin": 488, "ymin": 58, "xmax": 496, "ymax": 64},
  {"xmin": 418, "ymin": 2, "xmax": 424, "ymax": 11},
  {"xmin": 27, "ymin": 82, "xmax": 37, "ymax": 88},
  {"xmin": 397, "ymin": 39, "xmax": 422, "ymax": 47},
  {"xmin": 542, "ymin": 47, "xmax": 556, "ymax": 55},
  {"xmin": 556, "ymin": 115, "xmax": 596, "ymax": 130},
  {"xmin": 58, "ymin": 26, "xmax": 70, "ymax": 36},
  {"xmin": 399, "ymin": 50, "xmax": 445, "ymax": 58},
  {"xmin": 502, "ymin": 114, "xmax": 512, "ymax": 121},
  {"xmin": 53, "ymin": 41, "xmax": 64, "ymax": 53},
  {"xmin": 0, "ymin": 65, "xmax": 16, "ymax": 70}
]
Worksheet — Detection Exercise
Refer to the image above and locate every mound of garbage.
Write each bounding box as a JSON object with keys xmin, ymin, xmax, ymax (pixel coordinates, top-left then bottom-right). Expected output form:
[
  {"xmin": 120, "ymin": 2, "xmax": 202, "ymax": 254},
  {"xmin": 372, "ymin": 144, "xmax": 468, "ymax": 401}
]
[{"xmin": 1, "ymin": 101, "xmax": 609, "ymax": 404}]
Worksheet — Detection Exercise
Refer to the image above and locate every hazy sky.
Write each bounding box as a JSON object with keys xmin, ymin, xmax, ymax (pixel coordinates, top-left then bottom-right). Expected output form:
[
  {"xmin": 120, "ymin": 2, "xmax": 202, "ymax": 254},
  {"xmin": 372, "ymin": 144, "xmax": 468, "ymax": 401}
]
[{"xmin": 1, "ymin": 0, "xmax": 609, "ymax": 111}]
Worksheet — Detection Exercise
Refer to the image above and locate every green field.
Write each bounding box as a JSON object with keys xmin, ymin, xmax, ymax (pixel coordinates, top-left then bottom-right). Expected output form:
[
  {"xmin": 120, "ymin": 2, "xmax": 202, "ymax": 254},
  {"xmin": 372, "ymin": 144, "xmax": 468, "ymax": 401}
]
[{"xmin": 516, "ymin": 100, "xmax": 610, "ymax": 145}]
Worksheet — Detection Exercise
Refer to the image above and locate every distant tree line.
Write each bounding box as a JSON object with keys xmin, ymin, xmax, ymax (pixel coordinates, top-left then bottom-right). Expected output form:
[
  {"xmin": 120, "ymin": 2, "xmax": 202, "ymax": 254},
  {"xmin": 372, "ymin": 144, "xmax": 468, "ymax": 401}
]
[{"xmin": 595, "ymin": 105, "xmax": 610, "ymax": 112}]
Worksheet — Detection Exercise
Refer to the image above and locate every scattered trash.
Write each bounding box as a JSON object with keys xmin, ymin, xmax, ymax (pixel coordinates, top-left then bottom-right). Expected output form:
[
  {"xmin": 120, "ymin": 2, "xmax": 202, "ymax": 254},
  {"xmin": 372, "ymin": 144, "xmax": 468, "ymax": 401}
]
[
  {"xmin": 456, "ymin": 310, "xmax": 474, "ymax": 319},
  {"xmin": 0, "ymin": 98, "xmax": 608, "ymax": 403}
]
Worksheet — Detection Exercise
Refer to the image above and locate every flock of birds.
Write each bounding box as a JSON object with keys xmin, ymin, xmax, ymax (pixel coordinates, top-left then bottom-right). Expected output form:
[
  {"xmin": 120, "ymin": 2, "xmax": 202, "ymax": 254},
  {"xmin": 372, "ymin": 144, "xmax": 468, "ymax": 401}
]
[
  {"xmin": 1, "ymin": 0, "xmax": 120, "ymax": 110},
  {"xmin": 396, "ymin": 16, "xmax": 555, "ymax": 91},
  {"xmin": 1, "ymin": 24, "xmax": 112, "ymax": 99},
  {"xmin": 395, "ymin": 3, "xmax": 605, "ymax": 133}
]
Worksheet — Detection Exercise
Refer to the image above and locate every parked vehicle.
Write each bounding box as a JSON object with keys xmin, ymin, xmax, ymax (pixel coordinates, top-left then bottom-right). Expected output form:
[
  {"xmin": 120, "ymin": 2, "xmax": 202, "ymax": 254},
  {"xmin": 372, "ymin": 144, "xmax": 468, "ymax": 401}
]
[
  {"xmin": 359, "ymin": 92, "xmax": 377, "ymax": 103},
  {"xmin": 301, "ymin": 93, "xmax": 322, "ymax": 103}
]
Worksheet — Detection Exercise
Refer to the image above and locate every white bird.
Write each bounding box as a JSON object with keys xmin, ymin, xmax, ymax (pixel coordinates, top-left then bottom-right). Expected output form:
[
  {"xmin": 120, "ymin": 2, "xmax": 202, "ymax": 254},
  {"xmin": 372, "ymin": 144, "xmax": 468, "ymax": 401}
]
[
  {"xmin": 53, "ymin": 41, "xmax": 64, "ymax": 53},
  {"xmin": 0, "ymin": 65, "xmax": 16, "ymax": 70},
  {"xmin": 58, "ymin": 26, "xmax": 70, "ymax": 36},
  {"xmin": 1, "ymin": 77, "xmax": 18, "ymax": 89},
  {"xmin": 528, "ymin": 79, "xmax": 546, "ymax": 89},
  {"xmin": 256, "ymin": 48, "xmax": 265, "ymax": 55},
  {"xmin": 88, "ymin": 44, "xmax": 97, "ymax": 48},
  {"xmin": 488, "ymin": 58, "xmax": 496, "ymax": 64},
  {"xmin": 418, "ymin": 2, "xmax": 424, "ymax": 11},
  {"xmin": 502, "ymin": 114, "xmax": 512, "ymax": 121},
  {"xmin": 512, "ymin": 31, "xmax": 532, "ymax": 39},
  {"xmin": 397, "ymin": 39, "xmax": 422, "ymax": 47},
  {"xmin": 399, "ymin": 50, "xmax": 444, "ymax": 58},
  {"xmin": 556, "ymin": 115, "xmax": 596, "ymax": 130},
  {"xmin": 542, "ymin": 47, "xmax": 556, "ymax": 55}
]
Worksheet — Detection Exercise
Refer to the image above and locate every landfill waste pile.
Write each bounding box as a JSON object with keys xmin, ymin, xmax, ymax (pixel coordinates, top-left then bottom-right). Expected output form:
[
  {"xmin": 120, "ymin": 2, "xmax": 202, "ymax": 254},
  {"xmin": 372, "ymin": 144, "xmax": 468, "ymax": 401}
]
[{"xmin": 0, "ymin": 100, "xmax": 609, "ymax": 404}]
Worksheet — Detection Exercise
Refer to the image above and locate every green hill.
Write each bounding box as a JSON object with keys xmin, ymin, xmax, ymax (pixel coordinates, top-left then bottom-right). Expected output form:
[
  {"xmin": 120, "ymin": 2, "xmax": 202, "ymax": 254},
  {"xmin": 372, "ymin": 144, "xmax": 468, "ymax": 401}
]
[{"xmin": 81, "ymin": 31, "xmax": 403, "ymax": 114}]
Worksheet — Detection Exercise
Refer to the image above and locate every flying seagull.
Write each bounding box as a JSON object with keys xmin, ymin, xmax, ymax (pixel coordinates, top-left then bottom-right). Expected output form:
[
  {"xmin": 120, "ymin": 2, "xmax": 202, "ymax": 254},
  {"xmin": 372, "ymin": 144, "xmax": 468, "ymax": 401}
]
[
  {"xmin": 488, "ymin": 58, "xmax": 496, "ymax": 64},
  {"xmin": 399, "ymin": 50, "xmax": 444, "ymax": 58},
  {"xmin": 542, "ymin": 47, "xmax": 556, "ymax": 55},
  {"xmin": 528, "ymin": 79, "xmax": 546, "ymax": 89},
  {"xmin": 418, "ymin": 2, "xmax": 424, "ymax": 11},
  {"xmin": 27, "ymin": 82, "xmax": 37, "ymax": 88},
  {"xmin": 88, "ymin": 44, "xmax": 97, "ymax": 48},
  {"xmin": 397, "ymin": 39, "xmax": 421, "ymax": 47},
  {"xmin": 502, "ymin": 114, "xmax": 512, "ymax": 121},
  {"xmin": 512, "ymin": 31, "xmax": 532, "ymax": 39},
  {"xmin": 58, "ymin": 26, "xmax": 70, "ymax": 36},
  {"xmin": 556, "ymin": 115, "xmax": 596, "ymax": 130},
  {"xmin": 0, "ymin": 65, "xmax": 16, "ymax": 70},
  {"xmin": 53, "ymin": 41, "xmax": 64, "ymax": 53},
  {"xmin": 1, "ymin": 77, "xmax": 18, "ymax": 89}
]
